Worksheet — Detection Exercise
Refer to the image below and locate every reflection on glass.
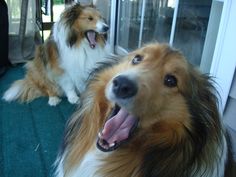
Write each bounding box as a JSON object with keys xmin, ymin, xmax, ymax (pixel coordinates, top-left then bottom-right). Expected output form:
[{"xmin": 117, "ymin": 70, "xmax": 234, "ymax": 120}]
[
  {"xmin": 116, "ymin": 0, "xmax": 213, "ymax": 67},
  {"xmin": 117, "ymin": 0, "xmax": 143, "ymax": 51},
  {"xmin": 95, "ymin": 0, "xmax": 111, "ymax": 41},
  {"xmin": 173, "ymin": 0, "xmax": 212, "ymax": 66},
  {"xmin": 117, "ymin": 0, "xmax": 175, "ymax": 51},
  {"xmin": 142, "ymin": 0, "xmax": 174, "ymax": 44},
  {"xmin": 96, "ymin": 0, "xmax": 111, "ymax": 25}
]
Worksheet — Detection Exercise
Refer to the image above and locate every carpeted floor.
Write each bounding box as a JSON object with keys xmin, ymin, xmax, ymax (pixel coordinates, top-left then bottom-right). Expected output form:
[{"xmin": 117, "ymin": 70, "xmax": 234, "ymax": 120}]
[
  {"xmin": 0, "ymin": 65, "xmax": 76, "ymax": 177},
  {"xmin": 1, "ymin": 65, "xmax": 236, "ymax": 177}
]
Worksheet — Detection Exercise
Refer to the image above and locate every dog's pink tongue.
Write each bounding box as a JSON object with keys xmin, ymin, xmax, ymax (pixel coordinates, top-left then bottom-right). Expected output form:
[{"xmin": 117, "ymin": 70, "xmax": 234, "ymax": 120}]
[
  {"xmin": 87, "ymin": 31, "xmax": 96, "ymax": 48},
  {"xmin": 101, "ymin": 108, "xmax": 137, "ymax": 144}
]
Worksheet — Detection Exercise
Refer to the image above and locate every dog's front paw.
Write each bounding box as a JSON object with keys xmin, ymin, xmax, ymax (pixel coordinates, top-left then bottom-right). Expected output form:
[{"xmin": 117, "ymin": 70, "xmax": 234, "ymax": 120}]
[
  {"xmin": 48, "ymin": 96, "xmax": 61, "ymax": 106},
  {"xmin": 68, "ymin": 95, "xmax": 80, "ymax": 104}
]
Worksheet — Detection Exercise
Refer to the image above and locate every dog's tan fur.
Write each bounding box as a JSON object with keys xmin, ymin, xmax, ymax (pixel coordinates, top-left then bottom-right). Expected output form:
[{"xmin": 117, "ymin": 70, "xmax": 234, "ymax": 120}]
[
  {"xmin": 10, "ymin": 41, "xmax": 62, "ymax": 103},
  {"xmin": 56, "ymin": 43, "xmax": 236, "ymax": 177}
]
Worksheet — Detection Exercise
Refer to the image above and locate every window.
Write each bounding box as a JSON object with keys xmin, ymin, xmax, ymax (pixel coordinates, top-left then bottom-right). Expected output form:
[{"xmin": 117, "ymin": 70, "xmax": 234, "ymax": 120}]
[{"xmin": 113, "ymin": 0, "xmax": 223, "ymax": 73}]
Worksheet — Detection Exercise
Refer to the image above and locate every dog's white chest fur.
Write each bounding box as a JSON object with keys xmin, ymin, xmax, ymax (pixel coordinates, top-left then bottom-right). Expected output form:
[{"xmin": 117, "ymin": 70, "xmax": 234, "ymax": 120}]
[
  {"xmin": 59, "ymin": 39, "xmax": 106, "ymax": 92},
  {"xmin": 68, "ymin": 148, "xmax": 105, "ymax": 177},
  {"xmin": 53, "ymin": 22, "xmax": 107, "ymax": 95}
]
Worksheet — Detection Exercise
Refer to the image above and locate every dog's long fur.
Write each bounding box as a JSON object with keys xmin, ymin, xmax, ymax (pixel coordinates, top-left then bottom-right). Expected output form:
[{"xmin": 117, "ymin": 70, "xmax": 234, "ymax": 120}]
[
  {"xmin": 3, "ymin": 3, "xmax": 109, "ymax": 106},
  {"xmin": 55, "ymin": 43, "xmax": 236, "ymax": 177}
]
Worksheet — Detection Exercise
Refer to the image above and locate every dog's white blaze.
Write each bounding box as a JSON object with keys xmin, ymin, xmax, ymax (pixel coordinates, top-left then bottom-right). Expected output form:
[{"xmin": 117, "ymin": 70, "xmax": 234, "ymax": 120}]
[
  {"xmin": 105, "ymin": 80, "xmax": 114, "ymax": 101},
  {"xmin": 2, "ymin": 82, "xmax": 22, "ymax": 102},
  {"xmin": 105, "ymin": 69, "xmax": 138, "ymax": 109},
  {"xmin": 53, "ymin": 21, "xmax": 107, "ymax": 99},
  {"xmin": 96, "ymin": 20, "xmax": 108, "ymax": 33}
]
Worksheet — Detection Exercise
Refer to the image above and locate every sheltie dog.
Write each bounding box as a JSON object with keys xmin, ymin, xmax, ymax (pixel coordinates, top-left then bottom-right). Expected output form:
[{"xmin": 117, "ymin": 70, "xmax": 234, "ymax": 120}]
[
  {"xmin": 54, "ymin": 43, "xmax": 236, "ymax": 177},
  {"xmin": 3, "ymin": 3, "xmax": 109, "ymax": 106}
]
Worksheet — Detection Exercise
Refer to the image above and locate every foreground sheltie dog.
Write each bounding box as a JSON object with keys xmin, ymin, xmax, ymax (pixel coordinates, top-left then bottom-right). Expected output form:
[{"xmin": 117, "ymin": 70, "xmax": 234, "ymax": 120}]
[
  {"xmin": 55, "ymin": 43, "xmax": 235, "ymax": 177},
  {"xmin": 3, "ymin": 3, "xmax": 109, "ymax": 106}
]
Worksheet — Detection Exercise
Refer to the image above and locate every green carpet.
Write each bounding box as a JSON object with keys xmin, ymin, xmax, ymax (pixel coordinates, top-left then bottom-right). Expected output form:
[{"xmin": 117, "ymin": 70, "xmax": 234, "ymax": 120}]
[{"xmin": 0, "ymin": 65, "xmax": 76, "ymax": 177}]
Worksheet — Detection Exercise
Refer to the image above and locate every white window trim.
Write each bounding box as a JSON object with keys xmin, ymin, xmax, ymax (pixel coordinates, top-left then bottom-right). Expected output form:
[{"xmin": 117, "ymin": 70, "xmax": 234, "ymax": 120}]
[{"xmin": 210, "ymin": 0, "xmax": 236, "ymax": 113}]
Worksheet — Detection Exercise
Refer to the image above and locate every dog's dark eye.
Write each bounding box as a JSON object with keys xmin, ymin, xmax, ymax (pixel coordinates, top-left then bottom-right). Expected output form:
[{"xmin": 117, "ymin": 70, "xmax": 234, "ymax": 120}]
[
  {"xmin": 88, "ymin": 17, "xmax": 93, "ymax": 21},
  {"xmin": 164, "ymin": 74, "xmax": 177, "ymax": 87},
  {"xmin": 132, "ymin": 55, "xmax": 143, "ymax": 65}
]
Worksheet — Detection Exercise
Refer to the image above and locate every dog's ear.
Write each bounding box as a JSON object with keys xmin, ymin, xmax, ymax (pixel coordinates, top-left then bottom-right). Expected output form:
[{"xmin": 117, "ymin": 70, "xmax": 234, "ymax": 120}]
[
  {"xmin": 64, "ymin": 85, "xmax": 109, "ymax": 169},
  {"xmin": 185, "ymin": 67, "xmax": 221, "ymax": 130}
]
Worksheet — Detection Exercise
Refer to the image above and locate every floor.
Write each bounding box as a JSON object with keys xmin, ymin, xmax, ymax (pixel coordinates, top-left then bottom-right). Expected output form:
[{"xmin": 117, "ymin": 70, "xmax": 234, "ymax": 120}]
[
  {"xmin": 1, "ymin": 65, "xmax": 236, "ymax": 177},
  {"xmin": 0, "ymin": 65, "xmax": 76, "ymax": 177}
]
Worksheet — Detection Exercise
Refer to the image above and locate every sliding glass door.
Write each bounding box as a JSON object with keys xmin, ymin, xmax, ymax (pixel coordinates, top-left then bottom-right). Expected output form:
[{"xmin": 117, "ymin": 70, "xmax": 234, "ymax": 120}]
[
  {"xmin": 105, "ymin": 0, "xmax": 234, "ymax": 113},
  {"xmin": 114, "ymin": 0, "xmax": 223, "ymax": 72}
]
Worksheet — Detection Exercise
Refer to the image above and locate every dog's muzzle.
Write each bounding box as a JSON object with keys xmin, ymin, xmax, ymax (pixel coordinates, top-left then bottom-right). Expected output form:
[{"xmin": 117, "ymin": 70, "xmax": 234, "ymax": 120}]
[
  {"xmin": 85, "ymin": 22, "xmax": 109, "ymax": 49},
  {"xmin": 112, "ymin": 75, "xmax": 138, "ymax": 99}
]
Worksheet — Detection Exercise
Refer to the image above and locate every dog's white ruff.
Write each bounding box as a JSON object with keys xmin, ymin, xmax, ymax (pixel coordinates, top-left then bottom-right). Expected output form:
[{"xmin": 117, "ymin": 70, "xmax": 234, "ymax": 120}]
[
  {"xmin": 53, "ymin": 20, "xmax": 107, "ymax": 103},
  {"xmin": 55, "ymin": 147, "xmax": 105, "ymax": 177},
  {"xmin": 55, "ymin": 133, "xmax": 228, "ymax": 177}
]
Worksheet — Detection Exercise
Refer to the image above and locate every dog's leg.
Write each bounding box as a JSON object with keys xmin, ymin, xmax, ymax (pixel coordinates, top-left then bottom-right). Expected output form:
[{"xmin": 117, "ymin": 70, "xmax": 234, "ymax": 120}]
[
  {"xmin": 66, "ymin": 89, "xmax": 79, "ymax": 104},
  {"xmin": 48, "ymin": 96, "xmax": 61, "ymax": 106},
  {"xmin": 41, "ymin": 82, "xmax": 62, "ymax": 106},
  {"xmin": 58, "ymin": 75, "xmax": 79, "ymax": 104},
  {"xmin": 62, "ymin": 85, "xmax": 79, "ymax": 104},
  {"xmin": 47, "ymin": 93, "xmax": 61, "ymax": 106}
]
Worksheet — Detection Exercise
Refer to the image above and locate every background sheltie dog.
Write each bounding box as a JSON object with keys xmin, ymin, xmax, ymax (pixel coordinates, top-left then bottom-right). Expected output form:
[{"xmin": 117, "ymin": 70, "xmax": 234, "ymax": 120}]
[
  {"xmin": 3, "ymin": 3, "xmax": 109, "ymax": 106},
  {"xmin": 55, "ymin": 43, "xmax": 235, "ymax": 177}
]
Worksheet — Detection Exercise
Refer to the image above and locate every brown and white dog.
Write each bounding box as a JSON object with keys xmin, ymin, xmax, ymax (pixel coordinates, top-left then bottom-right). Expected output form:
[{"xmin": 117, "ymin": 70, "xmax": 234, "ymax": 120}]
[
  {"xmin": 3, "ymin": 3, "xmax": 109, "ymax": 106},
  {"xmin": 55, "ymin": 43, "xmax": 235, "ymax": 177}
]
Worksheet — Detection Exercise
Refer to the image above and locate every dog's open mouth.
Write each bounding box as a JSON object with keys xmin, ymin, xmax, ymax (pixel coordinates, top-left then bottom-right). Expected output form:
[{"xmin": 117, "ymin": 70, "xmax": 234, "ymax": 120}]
[
  {"xmin": 85, "ymin": 30, "xmax": 97, "ymax": 49},
  {"xmin": 97, "ymin": 104, "xmax": 139, "ymax": 152}
]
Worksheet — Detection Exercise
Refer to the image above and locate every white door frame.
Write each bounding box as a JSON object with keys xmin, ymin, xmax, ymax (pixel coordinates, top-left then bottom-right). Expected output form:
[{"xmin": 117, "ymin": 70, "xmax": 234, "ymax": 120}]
[{"xmin": 210, "ymin": 0, "xmax": 236, "ymax": 113}]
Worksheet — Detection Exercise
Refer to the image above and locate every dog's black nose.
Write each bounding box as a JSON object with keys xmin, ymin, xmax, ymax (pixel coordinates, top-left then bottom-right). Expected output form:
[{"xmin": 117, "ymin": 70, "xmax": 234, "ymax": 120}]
[
  {"xmin": 112, "ymin": 76, "xmax": 137, "ymax": 99},
  {"xmin": 103, "ymin": 25, "xmax": 109, "ymax": 32}
]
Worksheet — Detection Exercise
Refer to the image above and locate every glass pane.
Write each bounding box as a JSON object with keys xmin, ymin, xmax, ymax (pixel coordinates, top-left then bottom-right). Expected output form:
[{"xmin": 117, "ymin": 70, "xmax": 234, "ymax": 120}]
[
  {"xmin": 142, "ymin": 0, "xmax": 174, "ymax": 44},
  {"xmin": 117, "ymin": 0, "xmax": 143, "ymax": 51},
  {"xmin": 115, "ymin": 0, "xmax": 221, "ymax": 71},
  {"xmin": 116, "ymin": 0, "xmax": 177, "ymax": 51},
  {"xmin": 96, "ymin": 0, "xmax": 111, "ymax": 41},
  {"xmin": 173, "ymin": 0, "xmax": 212, "ymax": 66},
  {"xmin": 96, "ymin": 0, "xmax": 111, "ymax": 25}
]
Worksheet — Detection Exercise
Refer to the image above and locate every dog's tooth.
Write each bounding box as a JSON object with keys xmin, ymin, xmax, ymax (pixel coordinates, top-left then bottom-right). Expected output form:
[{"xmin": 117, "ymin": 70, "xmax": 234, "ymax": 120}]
[
  {"xmin": 109, "ymin": 143, "xmax": 115, "ymax": 148},
  {"xmin": 98, "ymin": 132, "xmax": 103, "ymax": 138}
]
